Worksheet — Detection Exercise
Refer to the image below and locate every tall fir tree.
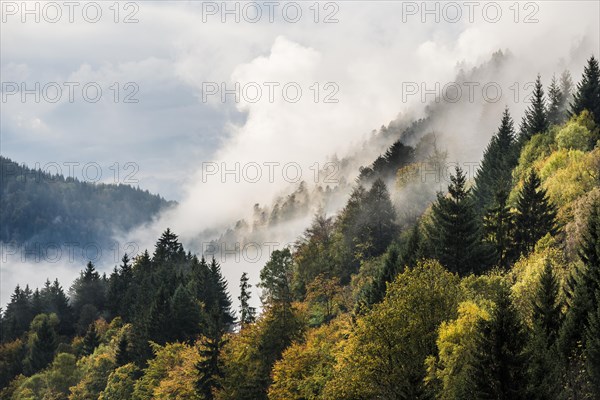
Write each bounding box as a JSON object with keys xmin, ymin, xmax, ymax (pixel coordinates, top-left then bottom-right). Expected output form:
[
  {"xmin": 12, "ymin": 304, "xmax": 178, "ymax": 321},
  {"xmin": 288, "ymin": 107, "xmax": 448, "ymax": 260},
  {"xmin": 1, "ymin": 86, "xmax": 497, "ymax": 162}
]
[
  {"xmin": 2, "ymin": 285, "xmax": 33, "ymax": 342},
  {"xmin": 483, "ymin": 188, "xmax": 516, "ymax": 268},
  {"xmin": 584, "ymin": 297, "xmax": 600, "ymax": 397},
  {"xmin": 473, "ymin": 108, "xmax": 519, "ymax": 213},
  {"xmin": 170, "ymin": 284, "xmax": 202, "ymax": 343},
  {"xmin": 82, "ymin": 321, "xmax": 100, "ymax": 356},
  {"xmin": 514, "ymin": 170, "xmax": 557, "ymax": 256},
  {"xmin": 559, "ymin": 201, "xmax": 600, "ymax": 358},
  {"xmin": 570, "ymin": 55, "xmax": 600, "ymax": 123},
  {"xmin": 520, "ymin": 74, "xmax": 549, "ymax": 142},
  {"xmin": 559, "ymin": 70, "xmax": 574, "ymax": 117},
  {"xmin": 470, "ymin": 286, "xmax": 528, "ymax": 400},
  {"xmin": 547, "ymin": 74, "xmax": 564, "ymax": 126},
  {"xmin": 238, "ymin": 272, "xmax": 256, "ymax": 327},
  {"xmin": 527, "ymin": 261, "xmax": 562, "ymax": 400},
  {"xmin": 426, "ymin": 166, "xmax": 489, "ymax": 275},
  {"xmin": 24, "ymin": 316, "xmax": 58, "ymax": 375}
]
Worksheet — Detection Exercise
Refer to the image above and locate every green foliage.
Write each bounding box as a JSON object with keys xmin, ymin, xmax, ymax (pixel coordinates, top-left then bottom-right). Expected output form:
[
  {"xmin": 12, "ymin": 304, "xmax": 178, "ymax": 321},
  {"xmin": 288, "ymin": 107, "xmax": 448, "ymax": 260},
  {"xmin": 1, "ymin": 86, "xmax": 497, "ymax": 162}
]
[
  {"xmin": 526, "ymin": 261, "xmax": 562, "ymax": 400},
  {"xmin": 570, "ymin": 55, "xmax": 600, "ymax": 123},
  {"xmin": 474, "ymin": 108, "xmax": 519, "ymax": 212},
  {"xmin": 426, "ymin": 166, "xmax": 489, "ymax": 274},
  {"xmin": 81, "ymin": 322, "xmax": 100, "ymax": 356},
  {"xmin": 99, "ymin": 363, "xmax": 139, "ymax": 400},
  {"xmin": 426, "ymin": 301, "xmax": 491, "ymax": 400},
  {"xmin": 559, "ymin": 200, "xmax": 600, "ymax": 357},
  {"xmin": 0, "ymin": 156, "xmax": 172, "ymax": 248},
  {"xmin": 324, "ymin": 260, "xmax": 462, "ymax": 399},
  {"xmin": 520, "ymin": 74, "xmax": 549, "ymax": 142},
  {"xmin": 514, "ymin": 170, "xmax": 557, "ymax": 256},
  {"xmin": 483, "ymin": 188, "xmax": 516, "ymax": 268},
  {"xmin": 269, "ymin": 316, "xmax": 351, "ymax": 400},
  {"xmin": 555, "ymin": 111, "xmax": 595, "ymax": 150},
  {"xmin": 23, "ymin": 314, "xmax": 59, "ymax": 375},
  {"xmin": 238, "ymin": 272, "xmax": 256, "ymax": 327},
  {"xmin": 469, "ymin": 285, "xmax": 528, "ymax": 400}
]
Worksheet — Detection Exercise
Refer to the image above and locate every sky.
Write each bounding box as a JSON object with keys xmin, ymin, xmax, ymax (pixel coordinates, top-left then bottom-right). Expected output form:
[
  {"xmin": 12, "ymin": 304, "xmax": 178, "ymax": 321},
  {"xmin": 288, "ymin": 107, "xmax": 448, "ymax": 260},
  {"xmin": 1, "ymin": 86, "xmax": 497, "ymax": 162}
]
[{"xmin": 1, "ymin": 0, "xmax": 599, "ymax": 307}]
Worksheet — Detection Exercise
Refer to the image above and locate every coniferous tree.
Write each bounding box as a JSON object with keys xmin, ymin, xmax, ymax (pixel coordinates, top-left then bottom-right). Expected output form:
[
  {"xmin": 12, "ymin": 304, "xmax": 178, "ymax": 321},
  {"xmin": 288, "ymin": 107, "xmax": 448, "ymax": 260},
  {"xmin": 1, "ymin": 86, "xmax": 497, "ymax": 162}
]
[
  {"xmin": 584, "ymin": 298, "xmax": 600, "ymax": 396},
  {"xmin": 170, "ymin": 284, "xmax": 202, "ymax": 343},
  {"xmin": 107, "ymin": 254, "xmax": 134, "ymax": 320},
  {"xmin": 398, "ymin": 222, "xmax": 423, "ymax": 269},
  {"xmin": 520, "ymin": 75, "xmax": 549, "ymax": 142},
  {"xmin": 153, "ymin": 228, "xmax": 185, "ymax": 264},
  {"xmin": 514, "ymin": 170, "xmax": 557, "ymax": 256},
  {"xmin": 426, "ymin": 166, "xmax": 489, "ymax": 275},
  {"xmin": 115, "ymin": 334, "xmax": 131, "ymax": 367},
  {"xmin": 82, "ymin": 321, "xmax": 100, "ymax": 356},
  {"xmin": 474, "ymin": 108, "xmax": 518, "ymax": 213},
  {"xmin": 483, "ymin": 188, "xmax": 516, "ymax": 268},
  {"xmin": 24, "ymin": 316, "xmax": 58, "ymax": 374},
  {"xmin": 559, "ymin": 201, "xmax": 600, "ymax": 358},
  {"xmin": 146, "ymin": 285, "xmax": 172, "ymax": 345},
  {"xmin": 527, "ymin": 261, "xmax": 562, "ymax": 399},
  {"xmin": 208, "ymin": 258, "xmax": 235, "ymax": 332},
  {"xmin": 559, "ymin": 70, "xmax": 574, "ymax": 117},
  {"xmin": 570, "ymin": 55, "xmax": 600, "ymax": 123},
  {"xmin": 363, "ymin": 178, "xmax": 398, "ymax": 258},
  {"xmin": 70, "ymin": 261, "xmax": 106, "ymax": 332},
  {"xmin": 196, "ymin": 333, "xmax": 225, "ymax": 400},
  {"xmin": 44, "ymin": 279, "xmax": 74, "ymax": 336},
  {"xmin": 470, "ymin": 286, "xmax": 528, "ymax": 400},
  {"xmin": 2, "ymin": 285, "xmax": 33, "ymax": 342},
  {"xmin": 533, "ymin": 261, "xmax": 562, "ymax": 342},
  {"xmin": 238, "ymin": 272, "xmax": 256, "ymax": 327},
  {"xmin": 547, "ymin": 74, "xmax": 564, "ymax": 126}
]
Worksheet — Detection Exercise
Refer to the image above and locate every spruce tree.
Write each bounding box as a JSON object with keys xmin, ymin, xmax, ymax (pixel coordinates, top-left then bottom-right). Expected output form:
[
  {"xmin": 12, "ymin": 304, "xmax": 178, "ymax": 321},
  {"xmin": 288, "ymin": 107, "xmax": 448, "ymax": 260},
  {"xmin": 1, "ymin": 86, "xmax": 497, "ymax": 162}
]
[
  {"xmin": 238, "ymin": 272, "xmax": 256, "ymax": 327},
  {"xmin": 153, "ymin": 228, "xmax": 185, "ymax": 264},
  {"xmin": 584, "ymin": 297, "xmax": 600, "ymax": 396},
  {"xmin": 520, "ymin": 75, "xmax": 549, "ymax": 142},
  {"xmin": 473, "ymin": 108, "xmax": 518, "ymax": 213},
  {"xmin": 24, "ymin": 316, "xmax": 58, "ymax": 374},
  {"xmin": 532, "ymin": 261, "xmax": 562, "ymax": 342},
  {"xmin": 527, "ymin": 261, "xmax": 562, "ymax": 400},
  {"xmin": 514, "ymin": 170, "xmax": 557, "ymax": 256},
  {"xmin": 170, "ymin": 284, "xmax": 202, "ymax": 342},
  {"xmin": 559, "ymin": 201, "xmax": 600, "ymax": 358},
  {"xmin": 470, "ymin": 286, "xmax": 528, "ymax": 400},
  {"xmin": 82, "ymin": 321, "xmax": 100, "ymax": 356},
  {"xmin": 483, "ymin": 188, "xmax": 516, "ymax": 268},
  {"xmin": 547, "ymin": 74, "xmax": 564, "ymax": 126},
  {"xmin": 115, "ymin": 334, "xmax": 130, "ymax": 367},
  {"xmin": 426, "ymin": 166, "xmax": 488, "ymax": 275},
  {"xmin": 196, "ymin": 333, "xmax": 225, "ymax": 400},
  {"xmin": 559, "ymin": 70, "xmax": 574, "ymax": 117},
  {"xmin": 570, "ymin": 55, "xmax": 600, "ymax": 123},
  {"xmin": 2, "ymin": 285, "xmax": 33, "ymax": 341},
  {"xmin": 364, "ymin": 178, "xmax": 398, "ymax": 257}
]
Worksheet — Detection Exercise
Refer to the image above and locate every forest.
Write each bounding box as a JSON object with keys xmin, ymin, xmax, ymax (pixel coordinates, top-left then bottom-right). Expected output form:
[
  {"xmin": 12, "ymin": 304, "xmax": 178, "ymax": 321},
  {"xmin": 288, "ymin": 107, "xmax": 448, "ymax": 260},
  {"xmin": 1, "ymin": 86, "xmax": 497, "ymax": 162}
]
[
  {"xmin": 0, "ymin": 55, "xmax": 599, "ymax": 399},
  {"xmin": 0, "ymin": 157, "xmax": 174, "ymax": 249}
]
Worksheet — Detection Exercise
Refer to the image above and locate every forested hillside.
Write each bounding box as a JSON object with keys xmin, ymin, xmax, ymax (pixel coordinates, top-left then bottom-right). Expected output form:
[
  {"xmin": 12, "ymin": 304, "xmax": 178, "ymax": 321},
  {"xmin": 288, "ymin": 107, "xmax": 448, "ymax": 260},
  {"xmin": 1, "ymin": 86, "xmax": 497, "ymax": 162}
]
[
  {"xmin": 1, "ymin": 55, "xmax": 599, "ymax": 400},
  {"xmin": 0, "ymin": 157, "xmax": 174, "ymax": 248}
]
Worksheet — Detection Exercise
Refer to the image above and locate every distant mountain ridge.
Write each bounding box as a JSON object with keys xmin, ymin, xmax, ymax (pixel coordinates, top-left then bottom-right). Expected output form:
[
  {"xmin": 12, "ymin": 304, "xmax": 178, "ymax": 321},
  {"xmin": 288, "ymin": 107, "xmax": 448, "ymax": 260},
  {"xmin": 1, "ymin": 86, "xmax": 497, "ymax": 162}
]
[{"xmin": 0, "ymin": 156, "xmax": 174, "ymax": 250}]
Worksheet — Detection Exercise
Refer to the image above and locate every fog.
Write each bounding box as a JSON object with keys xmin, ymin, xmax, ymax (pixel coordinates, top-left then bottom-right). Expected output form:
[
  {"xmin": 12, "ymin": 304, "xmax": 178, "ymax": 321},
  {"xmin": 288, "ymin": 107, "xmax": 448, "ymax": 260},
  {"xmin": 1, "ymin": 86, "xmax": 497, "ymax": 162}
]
[{"xmin": 2, "ymin": 1, "xmax": 599, "ymax": 308}]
